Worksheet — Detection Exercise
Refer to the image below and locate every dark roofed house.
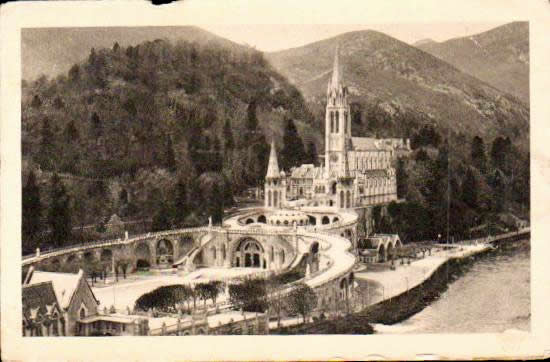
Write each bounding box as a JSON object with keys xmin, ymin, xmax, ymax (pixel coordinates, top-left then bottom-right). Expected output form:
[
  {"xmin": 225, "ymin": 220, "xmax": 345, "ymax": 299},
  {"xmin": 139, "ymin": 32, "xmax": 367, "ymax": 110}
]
[{"xmin": 22, "ymin": 281, "xmax": 65, "ymax": 336}]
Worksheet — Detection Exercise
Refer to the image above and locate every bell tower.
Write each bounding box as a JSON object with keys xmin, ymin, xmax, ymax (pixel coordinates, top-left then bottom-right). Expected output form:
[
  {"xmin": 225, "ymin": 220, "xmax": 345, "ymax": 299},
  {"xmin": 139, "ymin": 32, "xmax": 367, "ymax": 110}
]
[
  {"xmin": 325, "ymin": 45, "xmax": 352, "ymax": 178},
  {"xmin": 265, "ymin": 140, "xmax": 286, "ymax": 209}
]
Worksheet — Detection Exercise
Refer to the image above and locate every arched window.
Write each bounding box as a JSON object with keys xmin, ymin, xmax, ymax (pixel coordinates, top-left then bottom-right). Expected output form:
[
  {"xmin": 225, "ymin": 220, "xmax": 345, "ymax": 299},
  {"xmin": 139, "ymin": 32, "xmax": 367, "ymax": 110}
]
[
  {"xmin": 271, "ymin": 246, "xmax": 274, "ymax": 261},
  {"xmin": 335, "ymin": 111, "xmax": 339, "ymax": 133},
  {"xmin": 79, "ymin": 308, "xmax": 86, "ymax": 320},
  {"xmin": 222, "ymin": 244, "xmax": 227, "ymax": 260},
  {"xmin": 268, "ymin": 190, "xmax": 272, "ymax": 207},
  {"xmin": 273, "ymin": 191, "xmax": 278, "ymax": 207},
  {"xmin": 346, "ymin": 191, "xmax": 351, "ymax": 208},
  {"xmin": 212, "ymin": 246, "xmax": 217, "ymax": 260},
  {"xmin": 340, "ymin": 190, "xmax": 345, "ymax": 208},
  {"xmin": 281, "ymin": 249, "xmax": 285, "ymax": 264},
  {"xmin": 330, "ymin": 112, "xmax": 334, "ymax": 133},
  {"xmin": 344, "ymin": 111, "xmax": 348, "ymax": 133}
]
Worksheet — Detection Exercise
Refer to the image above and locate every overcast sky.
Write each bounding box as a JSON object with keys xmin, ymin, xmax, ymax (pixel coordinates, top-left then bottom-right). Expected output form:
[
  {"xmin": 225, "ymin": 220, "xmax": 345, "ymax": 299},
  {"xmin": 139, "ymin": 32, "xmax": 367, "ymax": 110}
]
[{"xmin": 200, "ymin": 23, "xmax": 507, "ymax": 52}]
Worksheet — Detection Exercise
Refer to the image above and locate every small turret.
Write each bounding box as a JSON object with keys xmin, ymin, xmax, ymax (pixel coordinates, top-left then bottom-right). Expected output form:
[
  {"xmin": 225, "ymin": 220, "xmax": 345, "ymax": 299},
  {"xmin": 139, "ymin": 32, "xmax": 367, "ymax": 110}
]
[{"xmin": 266, "ymin": 140, "xmax": 280, "ymax": 179}]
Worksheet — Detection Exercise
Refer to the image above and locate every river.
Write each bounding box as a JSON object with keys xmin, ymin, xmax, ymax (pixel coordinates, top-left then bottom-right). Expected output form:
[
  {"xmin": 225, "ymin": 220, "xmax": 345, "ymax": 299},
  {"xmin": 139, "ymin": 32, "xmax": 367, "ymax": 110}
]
[{"xmin": 375, "ymin": 239, "xmax": 530, "ymax": 334}]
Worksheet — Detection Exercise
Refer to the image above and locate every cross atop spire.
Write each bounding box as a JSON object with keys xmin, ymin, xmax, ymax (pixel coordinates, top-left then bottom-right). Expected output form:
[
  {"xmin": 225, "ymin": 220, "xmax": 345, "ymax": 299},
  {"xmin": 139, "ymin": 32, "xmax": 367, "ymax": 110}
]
[{"xmin": 266, "ymin": 139, "xmax": 280, "ymax": 178}]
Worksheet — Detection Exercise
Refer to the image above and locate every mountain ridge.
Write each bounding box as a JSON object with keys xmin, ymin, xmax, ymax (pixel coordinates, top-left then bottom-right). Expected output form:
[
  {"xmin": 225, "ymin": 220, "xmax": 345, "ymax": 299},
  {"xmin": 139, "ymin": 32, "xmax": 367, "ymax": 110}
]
[
  {"xmin": 266, "ymin": 28, "xmax": 529, "ymax": 153},
  {"xmin": 416, "ymin": 22, "xmax": 529, "ymax": 103}
]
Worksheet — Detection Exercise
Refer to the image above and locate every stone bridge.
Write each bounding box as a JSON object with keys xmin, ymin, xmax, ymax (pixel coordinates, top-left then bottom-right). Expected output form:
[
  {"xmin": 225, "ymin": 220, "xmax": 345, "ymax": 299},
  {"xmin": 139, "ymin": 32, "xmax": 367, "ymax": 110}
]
[
  {"xmin": 22, "ymin": 207, "xmax": 361, "ymax": 300},
  {"xmin": 22, "ymin": 227, "xmax": 212, "ymax": 274}
]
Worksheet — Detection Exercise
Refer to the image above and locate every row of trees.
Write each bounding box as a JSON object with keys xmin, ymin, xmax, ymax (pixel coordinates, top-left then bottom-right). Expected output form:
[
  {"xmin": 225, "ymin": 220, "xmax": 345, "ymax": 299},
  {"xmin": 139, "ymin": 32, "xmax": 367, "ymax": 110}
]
[
  {"xmin": 133, "ymin": 276, "xmax": 319, "ymax": 326},
  {"xmin": 374, "ymin": 132, "xmax": 529, "ymax": 242},
  {"xmin": 228, "ymin": 277, "xmax": 318, "ymax": 325},
  {"xmin": 134, "ymin": 281, "xmax": 225, "ymax": 314}
]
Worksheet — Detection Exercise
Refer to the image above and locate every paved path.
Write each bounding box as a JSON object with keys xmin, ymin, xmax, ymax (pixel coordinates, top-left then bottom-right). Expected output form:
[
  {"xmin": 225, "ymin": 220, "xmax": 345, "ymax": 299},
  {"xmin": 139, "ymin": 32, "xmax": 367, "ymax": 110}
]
[{"xmin": 355, "ymin": 244, "xmax": 491, "ymax": 305}]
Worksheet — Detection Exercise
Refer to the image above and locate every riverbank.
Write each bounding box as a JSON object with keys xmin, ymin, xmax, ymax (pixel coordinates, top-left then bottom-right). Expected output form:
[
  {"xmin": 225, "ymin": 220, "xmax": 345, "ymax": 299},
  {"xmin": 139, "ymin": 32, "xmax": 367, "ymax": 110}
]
[{"xmin": 274, "ymin": 237, "xmax": 529, "ymax": 334}]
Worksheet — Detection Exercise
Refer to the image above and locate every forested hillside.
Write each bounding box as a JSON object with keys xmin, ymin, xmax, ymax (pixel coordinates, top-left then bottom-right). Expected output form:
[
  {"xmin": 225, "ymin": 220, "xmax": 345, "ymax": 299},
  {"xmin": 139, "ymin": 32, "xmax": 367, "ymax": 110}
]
[{"xmin": 21, "ymin": 38, "xmax": 316, "ymax": 253}]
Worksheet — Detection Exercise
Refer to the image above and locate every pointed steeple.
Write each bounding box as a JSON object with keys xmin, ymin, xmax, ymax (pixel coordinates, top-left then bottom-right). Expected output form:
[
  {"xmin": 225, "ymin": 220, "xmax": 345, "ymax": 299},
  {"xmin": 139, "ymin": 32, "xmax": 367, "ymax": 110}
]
[
  {"xmin": 266, "ymin": 139, "xmax": 280, "ymax": 178},
  {"xmin": 330, "ymin": 45, "xmax": 341, "ymax": 89}
]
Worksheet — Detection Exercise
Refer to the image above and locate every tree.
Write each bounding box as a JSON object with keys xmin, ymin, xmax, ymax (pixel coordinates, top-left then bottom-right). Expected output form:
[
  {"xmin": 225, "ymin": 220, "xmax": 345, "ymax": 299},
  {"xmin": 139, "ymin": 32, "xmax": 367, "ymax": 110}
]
[
  {"xmin": 151, "ymin": 201, "xmax": 172, "ymax": 232},
  {"xmin": 173, "ymin": 284, "xmax": 193, "ymax": 313},
  {"xmin": 490, "ymin": 136, "xmax": 512, "ymax": 172},
  {"xmin": 38, "ymin": 117, "xmax": 55, "ymax": 170},
  {"xmin": 47, "ymin": 173, "xmax": 71, "ymax": 248},
  {"xmin": 280, "ymin": 119, "xmax": 307, "ymax": 171},
  {"xmin": 172, "ymin": 178, "xmax": 189, "ymax": 227},
  {"xmin": 31, "ymin": 94, "xmax": 42, "ymax": 108},
  {"xmin": 223, "ymin": 119, "xmax": 234, "ymax": 150},
  {"xmin": 228, "ymin": 277, "xmax": 267, "ymax": 313},
  {"xmin": 471, "ymin": 136, "xmax": 486, "ymax": 173},
  {"xmin": 246, "ymin": 99, "xmax": 259, "ymax": 132},
  {"xmin": 164, "ymin": 136, "xmax": 177, "ymax": 172},
  {"xmin": 307, "ymin": 142, "xmax": 318, "ymax": 165},
  {"xmin": 206, "ymin": 281, "xmax": 223, "ymax": 306},
  {"xmin": 396, "ymin": 157, "xmax": 408, "ymax": 199},
  {"xmin": 64, "ymin": 120, "xmax": 80, "ymax": 143},
  {"xmin": 462, "ymin": 168, "xmax": 478, "ymax": 209},
  {"xmin": 53, "ymin": 96, "xmax": 64, "ymax": 109},
  {"xmin": 68, "ymin": 64, "xmax": 81, "ymax": 82},
  {"xmin": 22, "ymin": 170, "xmax": 42, "ymax": 251},
  {"xmin": 266, "ymin": 278, "xmax": 286, "ymax": 328},
  {"xmin": 207, "ymin": 181, "xmax": 224, "ymax": 224},
  {"xmin": 90, "ymin": 112, "xmax": 103, "ymax": 139},
  {"xmin": 287, "ymin": 283, "xmax": 318, "ymax": 324},
  {"xmin": 195, "ymin": 283, "xmax": 211, "ymax": 308}
]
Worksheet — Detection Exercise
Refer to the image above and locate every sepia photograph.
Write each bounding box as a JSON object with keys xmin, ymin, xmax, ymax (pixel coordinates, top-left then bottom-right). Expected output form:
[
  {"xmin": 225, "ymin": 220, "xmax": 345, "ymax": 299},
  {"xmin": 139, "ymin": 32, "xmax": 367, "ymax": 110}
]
[
  {"xmin": 2, "ymin": 0, "xmax": 549, "ymax": 360},
  {"xmin": 19, "ymin": 21, "xmax": 530, "ymax": 337}
]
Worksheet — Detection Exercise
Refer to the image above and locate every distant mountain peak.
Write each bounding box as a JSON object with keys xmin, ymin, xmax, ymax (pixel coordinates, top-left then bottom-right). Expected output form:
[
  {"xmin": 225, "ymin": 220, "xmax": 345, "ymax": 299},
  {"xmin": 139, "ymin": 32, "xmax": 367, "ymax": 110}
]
[
  {"xmin": 416, "ymin": 21, "xmax": 529, "ymax": 103},
  {"xmin": 413, "ymin": 38, "xmax": 437, "ymax": 47}
]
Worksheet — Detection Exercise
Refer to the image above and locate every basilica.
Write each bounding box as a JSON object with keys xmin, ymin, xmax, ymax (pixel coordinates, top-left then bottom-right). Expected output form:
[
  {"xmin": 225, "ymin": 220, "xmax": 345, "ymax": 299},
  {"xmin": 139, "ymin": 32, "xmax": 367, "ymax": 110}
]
[{"xmin": 265, "ymin": 48, "xmax": 410, "ymax": 210}]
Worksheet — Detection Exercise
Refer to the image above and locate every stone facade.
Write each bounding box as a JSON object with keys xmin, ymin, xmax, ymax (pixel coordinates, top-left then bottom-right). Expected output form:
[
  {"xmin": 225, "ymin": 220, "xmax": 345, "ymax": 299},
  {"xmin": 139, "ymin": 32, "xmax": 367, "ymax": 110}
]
[{"xmin": 265, "ymin": 47, "xmax": 408, "ymax": 210}]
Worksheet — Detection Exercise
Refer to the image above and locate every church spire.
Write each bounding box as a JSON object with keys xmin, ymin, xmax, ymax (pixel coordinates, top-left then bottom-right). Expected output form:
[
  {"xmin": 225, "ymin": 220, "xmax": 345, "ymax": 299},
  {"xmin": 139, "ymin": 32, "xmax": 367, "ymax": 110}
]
[
  {"xmin": 330, "ymin": 45, "xmax": 341, "ymax": 89},
  {"xmin": 266, "ymin": 139, "xmax": 280, "ymax": 178}
]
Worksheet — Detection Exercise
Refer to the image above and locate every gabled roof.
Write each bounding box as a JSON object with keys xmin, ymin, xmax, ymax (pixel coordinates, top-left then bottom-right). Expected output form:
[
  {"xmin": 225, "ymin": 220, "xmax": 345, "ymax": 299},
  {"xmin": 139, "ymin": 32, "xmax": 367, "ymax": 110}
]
[
  {"xmin": 351, "ymin": 137, "xmax": 381, "ymax": 151},
  {"xmin": 22, "ymin": 281, "xmax": 61, "ymax": 320},
  {"xmin": 28, "ymin": 270, "xmax": 85, "ymax": 310},
  {"xmin": 290, "ymin": 164, "xmax": 323, "ymax": 179}
]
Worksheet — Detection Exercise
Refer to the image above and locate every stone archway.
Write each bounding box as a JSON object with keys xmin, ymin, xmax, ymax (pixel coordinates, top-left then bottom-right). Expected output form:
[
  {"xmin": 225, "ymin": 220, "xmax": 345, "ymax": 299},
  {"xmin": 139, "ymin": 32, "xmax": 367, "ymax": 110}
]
[
  {"xmin": 135, "ymin": 242, "xmax": 152, "ymax": 269},
  {"xmin": 83, "ymin": 251, "xmax": 95, "ymax": 264},
  {"xmin": 156, "ymin": 239, "xmax": 175, "ymax": 265},
  {"xmin": 309, "ymin": 216, "xmax": 317, "ymax": 225},
  {"xmin": 245, "ymin": 218, "xmax": 254, "ymax": 224},
  {"xmin": 258, "ymin": 215, "xmax": 267, "ymax": 223},
  {"xmin": 100, "ymin": 249, "xmax": 113, "ymax": 265},
  {"xmin": 378, "ymin": 244, "xmax": 386, "ymax": 263},
  {"xmin": 178, "ymin": 236, "xmax": 194, "ymax": 259},
  {"xmin": 235, "ymin": 238, "xmax": 265, "ymax": 268},
  {"xmin": 322, "ymin": 216, "xmax": 330, "ymax": 225},
  {"xmin": 50, "ymin": 258, "xmax": 61, "ymax": 271}
]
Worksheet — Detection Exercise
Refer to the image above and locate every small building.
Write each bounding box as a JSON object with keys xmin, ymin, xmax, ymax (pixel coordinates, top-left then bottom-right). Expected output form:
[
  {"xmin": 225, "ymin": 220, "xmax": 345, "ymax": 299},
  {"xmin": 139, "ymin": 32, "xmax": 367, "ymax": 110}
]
[
  {"xmin": 23, "ymin": 267, "xmax": 148, "ymax": 336},
  {"xmin": 22, "ymin": 281, "xmax": 65, "ymax": 336},
  {"xmin": 25, "ymin": 268, "xmax": 100, "ymax": 336}
]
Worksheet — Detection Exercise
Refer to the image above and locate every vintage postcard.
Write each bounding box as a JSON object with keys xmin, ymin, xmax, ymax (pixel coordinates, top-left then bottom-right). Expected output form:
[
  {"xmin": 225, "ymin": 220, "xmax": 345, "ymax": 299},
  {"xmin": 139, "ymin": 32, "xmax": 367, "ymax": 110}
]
[{"xmin": 1, "ymin": 0, "xmax": 549, "ymax": 360}]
